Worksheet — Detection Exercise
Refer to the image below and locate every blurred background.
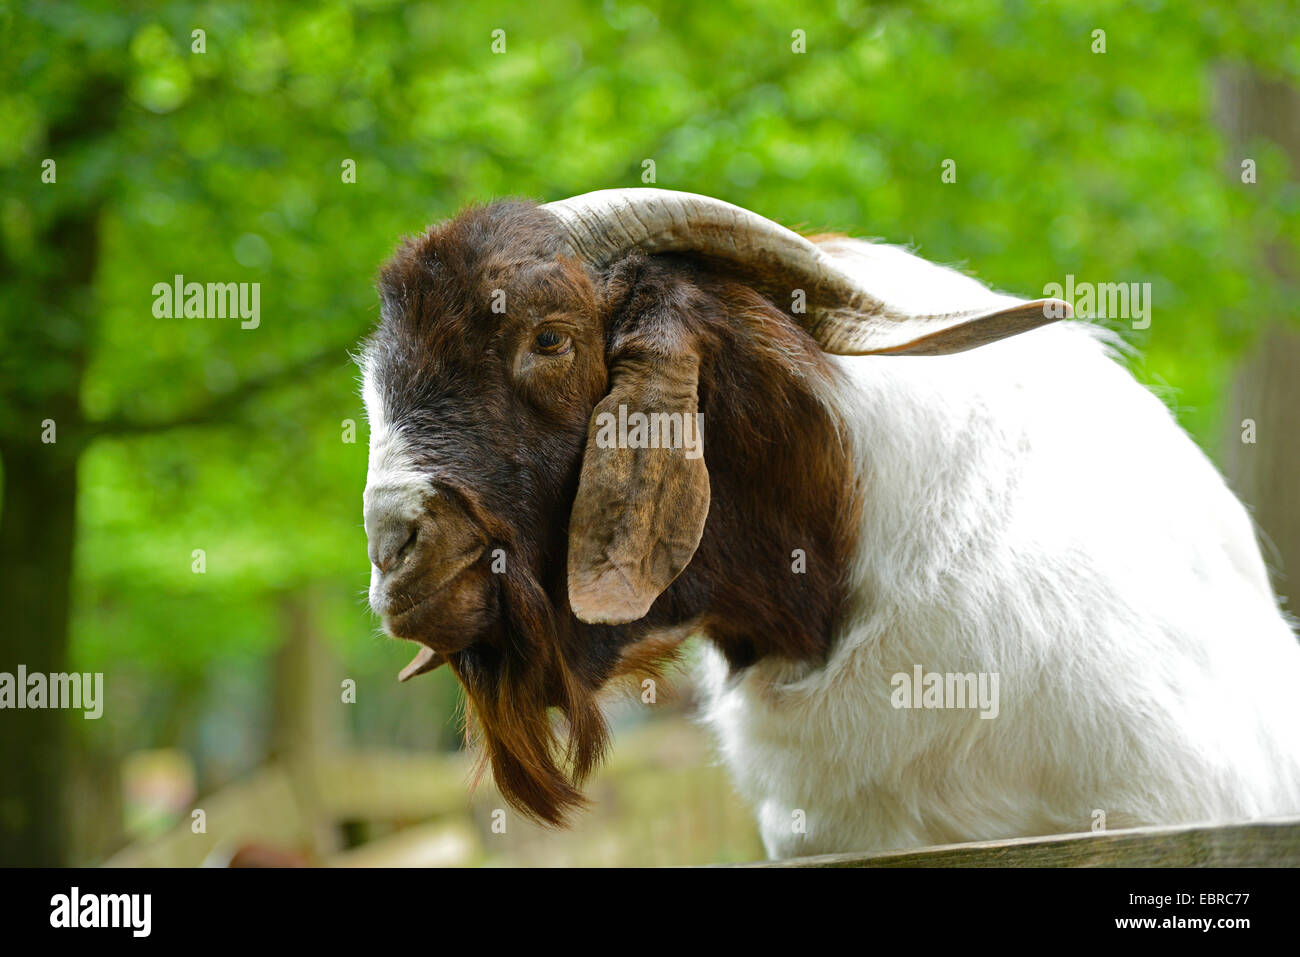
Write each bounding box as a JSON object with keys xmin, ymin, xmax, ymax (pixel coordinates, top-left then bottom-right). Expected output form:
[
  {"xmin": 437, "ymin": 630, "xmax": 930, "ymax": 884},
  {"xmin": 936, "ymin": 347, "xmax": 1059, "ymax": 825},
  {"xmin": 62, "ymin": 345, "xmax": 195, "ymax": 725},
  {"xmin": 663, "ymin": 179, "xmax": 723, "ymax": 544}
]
[{"xmin": 1, "ymin": 0, "xmax": 1297, "ymax": 866}]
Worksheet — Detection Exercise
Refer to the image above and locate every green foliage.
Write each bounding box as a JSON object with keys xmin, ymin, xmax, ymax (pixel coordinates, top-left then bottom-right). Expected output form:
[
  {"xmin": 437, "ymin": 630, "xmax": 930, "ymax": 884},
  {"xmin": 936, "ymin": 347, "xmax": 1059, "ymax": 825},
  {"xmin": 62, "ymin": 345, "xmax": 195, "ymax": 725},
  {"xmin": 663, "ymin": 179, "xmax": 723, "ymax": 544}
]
[{"xmin": 2, "ymin": 0, "xmax": 1297, "ymax": 782}]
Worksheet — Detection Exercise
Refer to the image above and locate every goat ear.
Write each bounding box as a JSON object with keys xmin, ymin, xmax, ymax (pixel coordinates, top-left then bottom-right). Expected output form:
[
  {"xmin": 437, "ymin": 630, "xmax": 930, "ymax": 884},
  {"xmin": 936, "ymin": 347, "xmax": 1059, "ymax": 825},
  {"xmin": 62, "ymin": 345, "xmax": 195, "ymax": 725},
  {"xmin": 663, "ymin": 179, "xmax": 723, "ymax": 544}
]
[{"xmin": 567, "ymin": 344, "xmax": 710, "ymax": 626}]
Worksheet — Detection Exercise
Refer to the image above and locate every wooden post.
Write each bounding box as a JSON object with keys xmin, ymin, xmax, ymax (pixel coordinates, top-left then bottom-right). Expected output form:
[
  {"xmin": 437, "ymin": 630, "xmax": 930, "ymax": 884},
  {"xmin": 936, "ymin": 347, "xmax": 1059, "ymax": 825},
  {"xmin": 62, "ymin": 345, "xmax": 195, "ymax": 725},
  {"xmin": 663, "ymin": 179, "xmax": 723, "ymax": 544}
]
[
  {"xmin": 271, "ymin": 590, "xmax": 346, "ymax": 858},
  {"xmin": 1215, "ymin": 66, "xmax": 1300, "ymax": 604}
]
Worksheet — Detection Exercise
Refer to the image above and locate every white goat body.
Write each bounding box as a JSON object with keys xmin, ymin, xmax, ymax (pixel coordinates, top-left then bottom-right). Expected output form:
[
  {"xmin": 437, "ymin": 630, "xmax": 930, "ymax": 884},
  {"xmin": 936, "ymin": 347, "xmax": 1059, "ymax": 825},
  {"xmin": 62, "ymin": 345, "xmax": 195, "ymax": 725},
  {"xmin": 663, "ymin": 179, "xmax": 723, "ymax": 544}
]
[{"xmin": 698, "ymin": 237, "xmax": 1300, "ymax": 858}]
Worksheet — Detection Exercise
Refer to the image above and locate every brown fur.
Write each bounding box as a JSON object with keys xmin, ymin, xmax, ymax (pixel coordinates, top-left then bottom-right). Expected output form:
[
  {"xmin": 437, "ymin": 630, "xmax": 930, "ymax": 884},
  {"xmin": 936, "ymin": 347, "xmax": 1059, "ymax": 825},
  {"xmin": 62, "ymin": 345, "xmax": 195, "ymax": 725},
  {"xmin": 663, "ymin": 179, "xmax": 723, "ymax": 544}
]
[{"xmin": 362, "ymin": 202, "xmax": 860, "ymax": 825}]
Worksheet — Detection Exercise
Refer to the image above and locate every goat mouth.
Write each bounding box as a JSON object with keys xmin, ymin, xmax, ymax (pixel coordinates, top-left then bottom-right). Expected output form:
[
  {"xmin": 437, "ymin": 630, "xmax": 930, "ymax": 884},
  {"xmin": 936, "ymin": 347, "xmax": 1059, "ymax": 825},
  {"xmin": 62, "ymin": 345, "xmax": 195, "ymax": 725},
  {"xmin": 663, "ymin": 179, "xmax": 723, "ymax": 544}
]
[{"xmin": 385, "ymin": 546, "xmax": 487, "ymax": 679}]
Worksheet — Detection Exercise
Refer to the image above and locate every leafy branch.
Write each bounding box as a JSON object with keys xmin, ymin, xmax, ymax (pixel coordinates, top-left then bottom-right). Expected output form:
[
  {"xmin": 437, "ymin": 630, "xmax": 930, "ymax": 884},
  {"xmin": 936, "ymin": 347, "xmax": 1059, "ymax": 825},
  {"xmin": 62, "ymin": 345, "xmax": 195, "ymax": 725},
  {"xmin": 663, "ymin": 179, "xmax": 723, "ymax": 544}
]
[{"xmin": 86, "ymin": 340, "xmax": 357, "ymax": 441}]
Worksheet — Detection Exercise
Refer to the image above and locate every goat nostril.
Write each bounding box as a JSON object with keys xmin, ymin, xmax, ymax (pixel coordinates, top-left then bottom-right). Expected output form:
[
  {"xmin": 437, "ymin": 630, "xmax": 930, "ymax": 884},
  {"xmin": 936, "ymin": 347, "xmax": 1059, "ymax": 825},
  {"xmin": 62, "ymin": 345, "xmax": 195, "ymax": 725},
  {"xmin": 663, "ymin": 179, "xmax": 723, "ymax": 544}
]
[
  {"xmin": 396, "ymin": 526, "xmax": 419, "ymax": 562},
  {"xmin": 372, "ymin": 518, "xmax": 421, "ymax": 574}
]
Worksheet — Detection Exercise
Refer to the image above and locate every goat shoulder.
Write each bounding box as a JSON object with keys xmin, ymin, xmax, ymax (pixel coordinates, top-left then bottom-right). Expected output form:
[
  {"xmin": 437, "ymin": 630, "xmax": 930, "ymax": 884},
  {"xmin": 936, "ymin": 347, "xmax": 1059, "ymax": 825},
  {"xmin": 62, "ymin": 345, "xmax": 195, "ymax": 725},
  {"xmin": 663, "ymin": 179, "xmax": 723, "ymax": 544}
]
[{"xmin": 699, "ymin": 239, "xmax": 1300, "ymax": 858}]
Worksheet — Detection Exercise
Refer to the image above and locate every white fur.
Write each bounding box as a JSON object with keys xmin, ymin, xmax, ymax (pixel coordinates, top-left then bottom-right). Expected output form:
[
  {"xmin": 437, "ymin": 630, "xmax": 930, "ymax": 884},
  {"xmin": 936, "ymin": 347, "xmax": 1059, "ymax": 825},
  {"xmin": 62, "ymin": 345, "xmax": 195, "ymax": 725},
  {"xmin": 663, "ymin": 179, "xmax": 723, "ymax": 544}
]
[
  {"xmin": 361, "ymin": 356, "xmax": 431, "ymax": 507},
  {"xmin": 360, "ymin": 355, "xmax": 433, "ymax": 609},
  {"xmin": 697, "ymin": 239, "xmax": 1300, "ymax": 859}
]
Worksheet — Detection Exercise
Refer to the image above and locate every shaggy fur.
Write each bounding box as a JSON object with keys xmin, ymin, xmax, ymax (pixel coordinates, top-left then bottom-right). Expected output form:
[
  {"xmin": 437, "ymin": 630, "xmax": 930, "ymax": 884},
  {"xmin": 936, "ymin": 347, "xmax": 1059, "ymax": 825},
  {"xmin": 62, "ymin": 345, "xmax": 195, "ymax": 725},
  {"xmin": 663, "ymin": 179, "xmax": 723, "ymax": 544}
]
[
  {"xmin": 361, "ymin": 200, "xmax": 1300, "ymax": 854},
  {"xmin": 361, "ymin": 203, "xmax": 856, "ymax": 824},
  {"xmin": 700, "ymin": 238, "xmax": 1300, "ymax": 855}
]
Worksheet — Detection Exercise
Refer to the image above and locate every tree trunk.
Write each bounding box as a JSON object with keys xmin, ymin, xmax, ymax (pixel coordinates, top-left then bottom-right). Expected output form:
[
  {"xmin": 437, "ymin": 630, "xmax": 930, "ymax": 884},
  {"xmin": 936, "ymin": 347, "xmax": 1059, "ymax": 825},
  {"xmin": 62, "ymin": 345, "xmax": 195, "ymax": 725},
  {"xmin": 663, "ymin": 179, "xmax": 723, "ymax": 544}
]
[
  {"xmin": 1224, "ymin": 331, "xmax": 1300, "ymax": 605},
  {"xmin": 0, "ymin": 190, "xmax": 99, "ymax": 868},
  {"xmin": 1215, "ymin": 65, "xmax": 1300, "ymax": 607},
  {"xmin": 0, "ymin": 210, "xmax": 91, "ymax": 864},
  {"xmin": 0, "ymin": 438, "xmax": 80, "ymax": 865},
  {"xmin": 0, "ymin": 72, "xmax": 121, "ymax": 866}
]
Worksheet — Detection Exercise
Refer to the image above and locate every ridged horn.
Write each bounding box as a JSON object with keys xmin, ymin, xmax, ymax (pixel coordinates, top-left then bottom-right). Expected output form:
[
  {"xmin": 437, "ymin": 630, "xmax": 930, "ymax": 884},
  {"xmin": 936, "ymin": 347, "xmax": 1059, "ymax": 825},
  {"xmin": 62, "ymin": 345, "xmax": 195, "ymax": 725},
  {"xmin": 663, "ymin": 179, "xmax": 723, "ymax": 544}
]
[{"xmin": 542, "ymin": 188, "xmax": 1069, "ymax": 356}]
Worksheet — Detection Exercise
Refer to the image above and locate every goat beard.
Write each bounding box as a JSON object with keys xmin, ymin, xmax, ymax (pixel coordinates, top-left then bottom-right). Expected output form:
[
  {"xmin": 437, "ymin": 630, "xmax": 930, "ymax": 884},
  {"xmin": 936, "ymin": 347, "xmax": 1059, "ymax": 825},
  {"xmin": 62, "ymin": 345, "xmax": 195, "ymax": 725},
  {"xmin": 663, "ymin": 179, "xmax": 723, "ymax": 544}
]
[{"xmin": 443, "ymin": 559, "xmax": 610, "ymax": 827}]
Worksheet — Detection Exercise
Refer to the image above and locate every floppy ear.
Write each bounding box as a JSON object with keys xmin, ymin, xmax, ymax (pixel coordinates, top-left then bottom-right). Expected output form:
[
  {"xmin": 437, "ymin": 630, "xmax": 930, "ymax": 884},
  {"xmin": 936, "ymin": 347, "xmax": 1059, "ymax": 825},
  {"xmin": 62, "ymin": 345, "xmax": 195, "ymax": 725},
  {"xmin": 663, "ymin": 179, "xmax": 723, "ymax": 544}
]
[{"xmin": 567, "ymin": 298, "xmax": 710, "ymax": 625}]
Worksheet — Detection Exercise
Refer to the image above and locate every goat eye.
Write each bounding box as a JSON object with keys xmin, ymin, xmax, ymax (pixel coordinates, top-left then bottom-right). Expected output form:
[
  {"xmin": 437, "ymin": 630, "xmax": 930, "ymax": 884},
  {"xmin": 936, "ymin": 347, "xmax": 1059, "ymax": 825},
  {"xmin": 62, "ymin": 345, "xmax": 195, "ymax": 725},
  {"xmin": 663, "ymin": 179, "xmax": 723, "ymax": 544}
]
[{"xmin": 532, "ymin": 329, "xmax": 572, "ymax": 356}]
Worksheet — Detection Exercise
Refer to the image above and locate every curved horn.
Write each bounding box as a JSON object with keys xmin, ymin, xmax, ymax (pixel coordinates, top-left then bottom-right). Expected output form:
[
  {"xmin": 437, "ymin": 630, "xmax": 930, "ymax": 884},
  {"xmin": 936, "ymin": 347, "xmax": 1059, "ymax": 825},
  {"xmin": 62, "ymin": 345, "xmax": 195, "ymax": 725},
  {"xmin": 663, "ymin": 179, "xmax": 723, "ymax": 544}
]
[{"xmin": 543, "ymin": 188, "xmax": 1068, "ymax": 356}]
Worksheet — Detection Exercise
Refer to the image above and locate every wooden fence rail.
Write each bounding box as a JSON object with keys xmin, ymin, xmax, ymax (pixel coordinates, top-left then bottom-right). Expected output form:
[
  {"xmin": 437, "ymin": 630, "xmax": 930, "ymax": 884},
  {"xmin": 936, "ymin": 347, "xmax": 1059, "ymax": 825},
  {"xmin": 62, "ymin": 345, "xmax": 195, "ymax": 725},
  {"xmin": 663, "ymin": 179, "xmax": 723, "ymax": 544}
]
[{"xmin": 731, "ymin": 817, "xmax": 1300, "ymax": 868}]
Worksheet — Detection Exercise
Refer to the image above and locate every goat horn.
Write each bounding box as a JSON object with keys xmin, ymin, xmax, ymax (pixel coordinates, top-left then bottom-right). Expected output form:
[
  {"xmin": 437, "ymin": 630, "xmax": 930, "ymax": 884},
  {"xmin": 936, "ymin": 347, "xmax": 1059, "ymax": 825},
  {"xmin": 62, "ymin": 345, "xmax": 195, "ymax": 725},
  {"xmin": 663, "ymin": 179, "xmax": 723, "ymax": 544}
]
[{"xmin": 543, "ymin": 188, "xmax": 1066, "ymax": 355}]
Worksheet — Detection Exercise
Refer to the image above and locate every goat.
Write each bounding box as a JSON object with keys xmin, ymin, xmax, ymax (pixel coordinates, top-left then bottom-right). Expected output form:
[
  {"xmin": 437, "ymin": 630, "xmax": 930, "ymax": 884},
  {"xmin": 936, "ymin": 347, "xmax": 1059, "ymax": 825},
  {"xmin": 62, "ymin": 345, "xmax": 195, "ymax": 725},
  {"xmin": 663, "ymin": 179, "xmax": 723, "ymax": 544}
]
[{"xmin": 358, "ymin": 188, "xmax": 1300, "ymax": 857}]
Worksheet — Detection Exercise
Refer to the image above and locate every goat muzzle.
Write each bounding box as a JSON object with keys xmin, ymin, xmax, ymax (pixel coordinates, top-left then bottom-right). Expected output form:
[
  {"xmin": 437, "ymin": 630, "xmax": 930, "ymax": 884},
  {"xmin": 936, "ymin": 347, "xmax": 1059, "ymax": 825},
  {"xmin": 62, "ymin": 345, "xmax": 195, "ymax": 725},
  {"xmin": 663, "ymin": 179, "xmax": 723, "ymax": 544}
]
[{"xmin": 365, "ymin": 485, "xmax": 492, "ymax": 665}]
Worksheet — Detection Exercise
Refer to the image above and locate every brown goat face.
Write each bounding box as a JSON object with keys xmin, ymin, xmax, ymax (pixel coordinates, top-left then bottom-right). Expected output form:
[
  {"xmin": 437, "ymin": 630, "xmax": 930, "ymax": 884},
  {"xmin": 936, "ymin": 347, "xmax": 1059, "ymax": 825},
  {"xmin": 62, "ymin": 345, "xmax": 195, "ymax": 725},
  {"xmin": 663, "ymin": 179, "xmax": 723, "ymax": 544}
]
[
  {"xmin": 362, "ymin": 203, "xmax": 606, "ymax": 650},
  {"xmin": 359, "ymin": 202, "xmax": 708, "ymax": 823}
]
